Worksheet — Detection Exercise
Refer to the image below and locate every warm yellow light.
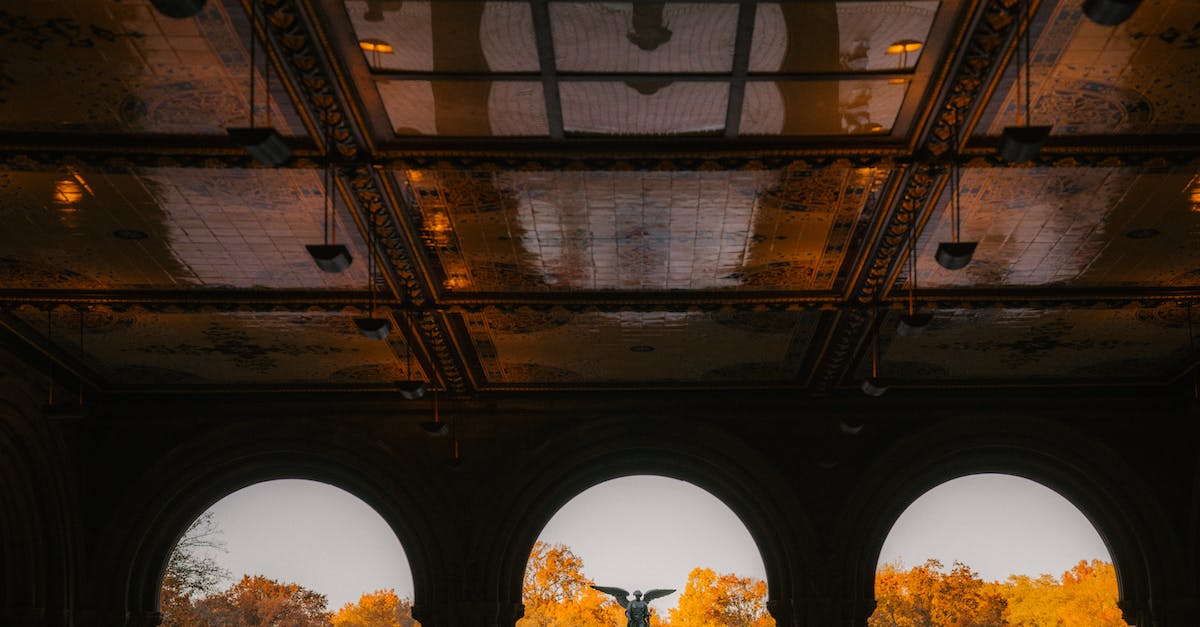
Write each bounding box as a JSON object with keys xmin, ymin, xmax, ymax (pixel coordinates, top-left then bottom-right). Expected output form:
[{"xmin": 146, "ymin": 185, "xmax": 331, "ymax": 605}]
[
  {"xmin": 868, "ymin": 123, "xmax": 886, "ymax": 133},
  {"xmin": 888, "ymin": 78, "xmax": 909, "ymax": 85},
  {"xmin": 359, "ymin": 39, "xmax": 394, "ymax": 54},
  {"xmin": 426, "ymin": 212, "xmax": 451, "ymax": 234},
  {"xmin": 886, "ymin": 39, "xmax": 923, "ymax": 55},
  {"xmin": 54, "ymin": 179, "xmax": 84, "ymax": 205},
  {"xmin": 444, "ymin": 275, "xmax": 470, "ymax": 290},
  {"xmin": 1189, "ymin": 174, "xmax": 1200, "ymax": 212}
]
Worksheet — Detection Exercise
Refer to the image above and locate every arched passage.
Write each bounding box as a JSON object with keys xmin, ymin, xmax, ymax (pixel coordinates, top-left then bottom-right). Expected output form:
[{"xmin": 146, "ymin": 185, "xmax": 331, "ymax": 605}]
[
  {"xmin": 521, "ymin": 475, "xmax": 772, "ymax": 624},
  {"xmin": 834, "ymin": 414, "xmax": 1188, "ymax": 627},
  {"xmin": 84, "ymin": 418, "xmax": 443, "ymax": 627},
  {"xmin": 479, "ymin": 417, "xmax": 817, "ymax": 626},
  {"xmin": 873, "ymin": 473, "xmax": 1123, "ymax": 625},
  {"xmin": 160, "ymin": 479, "xmax": 416, "ymax": 624}
]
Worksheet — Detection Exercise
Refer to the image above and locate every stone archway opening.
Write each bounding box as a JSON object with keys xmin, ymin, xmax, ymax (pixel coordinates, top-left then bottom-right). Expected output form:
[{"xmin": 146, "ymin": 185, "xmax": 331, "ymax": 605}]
[
  {"xmin": 158, "ymin": 479, "xmax": 418, "ymax": 626},
  {"xmin": 519, "ymin": 474, "xmax": 774, "ymax": 626},
  {"xmin": 870, "ymin": 473, "xmax": 1127, "ymax": 627}
]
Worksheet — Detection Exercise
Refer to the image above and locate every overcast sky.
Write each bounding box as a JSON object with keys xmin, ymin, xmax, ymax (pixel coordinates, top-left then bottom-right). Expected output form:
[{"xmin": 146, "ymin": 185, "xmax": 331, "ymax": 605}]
[{"xmin": 195, "ymin": 473, "xmax": 1111, "ymax": 614}]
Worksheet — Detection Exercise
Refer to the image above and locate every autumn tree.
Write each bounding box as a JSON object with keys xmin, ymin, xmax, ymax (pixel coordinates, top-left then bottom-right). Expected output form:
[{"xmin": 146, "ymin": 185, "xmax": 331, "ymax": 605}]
[
  {"xmin": 332, "ymin": 588, "xmax": 418, "ymax": 627},
  {"xmin": 160, "ymin": 512, "xmax": 230, "ymax": 626},
  {"xmin": 668, "ymin": 567, "xmax": 774, "ymax": 627},
  {"xmin": 192, "ymin": 574, "xmax": 332, "ymax": 626},
  {"xmin": 870, "ymin": 559, "xmax": 1006, "ymax": 627},
  {"xmin": 1002, "ymin": 559, "xmax": 1127, "ymax": 626},
  {"xmin": 517, "ymin": 541, "xmax": 624, "ymax": 627}
]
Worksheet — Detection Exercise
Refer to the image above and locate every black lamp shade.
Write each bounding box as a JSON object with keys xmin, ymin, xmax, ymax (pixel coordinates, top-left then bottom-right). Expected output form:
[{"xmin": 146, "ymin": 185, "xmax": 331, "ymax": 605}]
[
  {"xmin": 397, "ymin": 381, "xmax": 426, "ymax": 400},
  {"xmin": 1082, "ymin": 0, "xmax": 1141, "ymax": 25},
  {"xmin": 151, "ymin": 0, "xmax": 206, "ymax": 18},
  {"xmin": 897, "ymin": 312, "xmax": 934, "ymax": 337},
  {"xmin": 420, "ymin": 421, "xmax": 449, "ymax": 436},
  {"xmin": 861, "ymin": 377, "xmax": 889, "ymax": 397},
  {"xmin": 354, "ymin": 317, "xmax": 392, "ymax": 340},
  {"xmin": 306, "ymin": 244, "xmax": 353, "ymax": 273},
  {"xmin": 227, "ymin": 127, "xmax": 291, "ymax": 166},
  {"xmin": 935, "ymin": 241, "xmax": 978, "ymax": 270},
  {"xmin": 43, "ymin": 403, "xmax": 89, "ymax": 420},
  {"xmin": 998, "ymin": 125, "xmax": 1052, "ymax": 163}
]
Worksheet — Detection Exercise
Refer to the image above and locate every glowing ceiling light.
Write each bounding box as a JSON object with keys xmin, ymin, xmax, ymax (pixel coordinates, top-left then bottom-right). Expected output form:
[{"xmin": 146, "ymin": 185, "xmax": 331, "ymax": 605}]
[
  {"xmin": 885, "ymin": 39, "xmax": 923, "ymax": 55},
  {"xmin": 359, "ymin": 39, "xmax": 394, "ymax": 54},
  {"xmin": 54, "ymin": 179, "xmax": 85, "ymax": 205}
]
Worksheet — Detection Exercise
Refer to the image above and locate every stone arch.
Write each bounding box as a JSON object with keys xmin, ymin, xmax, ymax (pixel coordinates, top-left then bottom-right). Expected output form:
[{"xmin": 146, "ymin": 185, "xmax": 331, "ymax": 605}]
[
  {"xmin": 85, "ymin": 417, "xmax": 442, "ymax": 627},
  {"xmin": 833, "ymin": 413, "xmax": 1186, "ymax": 627},
  {"xmin": 0, "ymin": 352, "xmax": 80, "ymax": 626},
  {"xmin": 480, "ymin": 416, "xmax": 816, "ymax": 626}
]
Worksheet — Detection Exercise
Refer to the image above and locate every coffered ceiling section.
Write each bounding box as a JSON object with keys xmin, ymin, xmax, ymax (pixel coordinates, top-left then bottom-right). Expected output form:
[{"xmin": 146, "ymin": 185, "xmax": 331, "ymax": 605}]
[
  {"xmin": 346, "ymin": 0, "xmax": 949, "ymax": 137},
  {"xmin": 10, "ymin": 309, "xmax": 420, "ymax": 386},
  {"xmin": 0, "ymin": 0, "xmax": 304, "ymax": 135},
  {"xmin": 0, "ymin": 168, "xmax": 368, "ymax": 289},
  {"xmin": 858, "ymin": 305, "xmax": 1192, "ymax": 385},
  {"xmin": 396, "ymin": 166, "xmax": 887, "ymax": 292},
  {"xmin": 902, "ymin": 166, "xmax": 1200, "ymax": 289},
  {"xmin": 459, "ymin": 309, "xmax": 820, "ymax": 387},
  {"xmin": 976, "ymin": 0, "xmax": 1200, "ymax": 136}
]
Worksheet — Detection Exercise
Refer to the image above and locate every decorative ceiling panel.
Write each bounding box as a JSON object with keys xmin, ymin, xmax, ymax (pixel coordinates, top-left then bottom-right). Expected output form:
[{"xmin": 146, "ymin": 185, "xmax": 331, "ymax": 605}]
[
  {"xmin": 550, "ymin": 2, "xmax": 737, "ymax": 72},
  {"xmin": 463, "ymin": 309, "xmax": 819, "ymax": 385},
  {"xmin": 14, "ymin": 309, "xmax": 418, "ymax": 386},
  {"xmin": 750, "ymin": 2, "xmax": 940, "ymax": 72},
  {"xmin": 0, "ymin": 168, "xmax": 368, "ymax": 289},
  {"xmin": 560, "ymin": 82, "xmax": 729, "ymax": 135},
  {"xmin": 396, "ymin": 167, "xmax": 886, "ymax": 292},
  {"xmin": 741, "ymin": 79, "xmax": 909, "ymax": 135},
  {"xmin": 346, "ymin": 1, "xmax": 538, "ymax": 72},
  {"xmin": 976, "ymin": 0, "xmax": 1200, "ymax": 136},
  {"xmin": 0, "ymin": 0, "xmax": 303, "ymax": 135},
  {"xmin": 860, "ymin": 305, "xmax": 1191, "ymax": 383},
  {"xmin": 379, "ymin": 80, "xmax": 548, "ymax": 136},
  {"xmin": 904, "ymin": 167, "xmax": 1199, "ymax": 289}
]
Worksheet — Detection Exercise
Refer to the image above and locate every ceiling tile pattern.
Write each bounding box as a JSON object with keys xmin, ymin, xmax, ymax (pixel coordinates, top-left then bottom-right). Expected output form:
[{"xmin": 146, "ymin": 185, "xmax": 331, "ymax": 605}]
[
  {"xmin": 741, "ymin": 79, "xmax": 909, "ymax": 136},
  {"xmin": 977, "ymin": 0, "xmax": 1200, "ymax": 136},
  {"xmin": 904, "ymin": 166, "xmax": 1200, "ymax": 289},
  {"xmin": 397, "ymin": 167, "xmax": 886, "ymax": 292},
  {"xmin": 0, "ymin": 168, "xmax": 367, "ymax": 289},
  {"xmin": 463, "ymin": 309, "xmax": 819, "ymax": 385},
  {"xmin": 0, "ymin": 0, "xmax": 302, "ymax": 135},
  {"xmin": 751, "ymin": 2, "xmax": 939, "ymax": 72},
  {"xmin": 550, "ymin": 3, "xmax": 738, "ymax": 72},
  {"xmin": 379, "ymin": 79, "xmax": 549, "ymax": 136},
  {"xmin": 865, "ymin": 305, "xmax": 1191, "ymax": 382},
  {"xmin": 16, "ymin": 309, "xmax": 418, "ymax": 385}
]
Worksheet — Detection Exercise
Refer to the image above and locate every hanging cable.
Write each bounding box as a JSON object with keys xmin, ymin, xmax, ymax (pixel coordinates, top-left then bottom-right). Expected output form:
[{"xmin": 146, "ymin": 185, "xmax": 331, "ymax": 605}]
[
  {"xmin": 47, "ymin": 310, "xmax": 54, "ymax": 405},
  {"xmin": 907, "ymin": 230, "xmax": 917, "ymax": 316},
  {"xmin": 78, "ymin": 310, "xmax": 84, "ymax": 406},
  {"xmin": 1023, "ymin": 0, "xmax": 1033, "ymax": 128},
  {"xmin": 248, "ymin": 0, "xmax": 256, "ymax": 129}
]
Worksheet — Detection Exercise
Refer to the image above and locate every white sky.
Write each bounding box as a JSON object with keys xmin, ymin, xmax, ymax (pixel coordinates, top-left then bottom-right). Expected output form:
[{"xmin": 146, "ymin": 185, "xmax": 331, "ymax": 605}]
[{"xmin": 192, "ymin": 473, "xmax": 1112, "ymax": 614}]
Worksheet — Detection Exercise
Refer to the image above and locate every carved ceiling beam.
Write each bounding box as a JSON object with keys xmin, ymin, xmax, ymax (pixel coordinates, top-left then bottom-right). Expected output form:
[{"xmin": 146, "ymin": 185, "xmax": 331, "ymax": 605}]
[
  {"xmin": 255, "ymin": 0, "xmax": 470, "ymax": 392},
  {"xmin": 808, "ymin": 0, "xmax": 1034, "ymax": 393}
]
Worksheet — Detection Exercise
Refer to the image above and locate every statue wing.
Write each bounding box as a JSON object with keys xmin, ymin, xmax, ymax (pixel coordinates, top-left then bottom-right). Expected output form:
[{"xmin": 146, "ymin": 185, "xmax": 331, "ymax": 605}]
[
  {"xmin": 590, "ymin": 585, "xmax": 630, "ymax": 609},
  {"xmin": 641, "ymin": 589, "xmax": 676, "ymax": 604}
]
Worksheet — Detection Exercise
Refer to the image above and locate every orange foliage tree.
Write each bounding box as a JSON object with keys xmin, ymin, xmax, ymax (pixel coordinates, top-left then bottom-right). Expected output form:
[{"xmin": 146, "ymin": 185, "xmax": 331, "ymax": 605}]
[
  {"xmin": 192, "ymin": 574, "xmax": 331, "ymax": 626},
  {"xmin": 1002, "ymin": 559, "xmax": 1127, "ymax": 626},
  {"xmin": 668, "ymin": 566, "xmax": 774, "ymax": 627},
  {"xmin": 517, "ymin": 541, "xmax": 625, "ymax": 627},
  {"xmin": 871, "ymin": 559, "xmax": 1007, "ymax": 627},
  {"xmin": 333, "ymin": 588, "xmax": 419, "ymax": 627}
]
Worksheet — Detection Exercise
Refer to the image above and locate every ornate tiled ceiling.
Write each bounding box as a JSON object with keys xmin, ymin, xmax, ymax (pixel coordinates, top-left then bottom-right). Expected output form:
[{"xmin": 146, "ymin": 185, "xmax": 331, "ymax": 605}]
[{"xmin": 0, "ymin": 0, "xmax": 1197, "ymax": 395}]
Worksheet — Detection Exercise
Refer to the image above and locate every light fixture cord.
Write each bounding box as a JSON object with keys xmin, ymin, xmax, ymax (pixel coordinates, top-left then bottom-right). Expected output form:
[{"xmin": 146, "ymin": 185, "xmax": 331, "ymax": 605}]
[
  {"xmin": 951, "ymin": 112, "xmax": 961, "ymax": 243},
  {"xmin": 47, "ymin": 310, "xmax": 54, "ymax": 405},
  {"xmin": 871, "ymin": 325, "xmax": 879, "ymax": 378},
  {"xmin": 908, "ymin": 229, "xmax": 917, "ymax": 316},
  {"xmin": 1023, "ymin": 0, "xmax": 1032, "ymax": 128},
  {"xmin": 367, "ymin": 212, "xmax": 376, "ymax": 316},
  {"xmin": 434, "ymin": 389, "xmax": 440, "ymax": 425},
  {"xmin": 78, "ymin": 310, "xmax": 84, "ymax": 405},
  {"xmin": 249, "ymin": 0, "xmax": 256, "ymax": 129},
  {"xmin": 323, "ymin": 120, "xmax": 332, "ymax": 245},
  {"xmin": 1189, "ymin": 302, "xmax": 1197, "ymax": 399}
]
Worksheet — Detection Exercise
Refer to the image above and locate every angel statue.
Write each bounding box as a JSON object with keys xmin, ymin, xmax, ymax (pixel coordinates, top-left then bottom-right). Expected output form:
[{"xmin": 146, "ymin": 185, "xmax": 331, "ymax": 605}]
[{"xmin": 590, "ymin": 585, "xmax": 676, "ymax": 627}]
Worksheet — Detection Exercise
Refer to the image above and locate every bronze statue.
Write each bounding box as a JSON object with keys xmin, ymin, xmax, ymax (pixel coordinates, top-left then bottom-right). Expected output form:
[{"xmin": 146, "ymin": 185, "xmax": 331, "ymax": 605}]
[{"xmin": 591, "ymin": 586, "xmax": 675, "ymax": 627}]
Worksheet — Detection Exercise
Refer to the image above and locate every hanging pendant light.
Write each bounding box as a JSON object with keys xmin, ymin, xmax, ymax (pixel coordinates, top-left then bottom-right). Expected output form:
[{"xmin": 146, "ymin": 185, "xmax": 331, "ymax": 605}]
[
  {"xmin": 860, "ymin": 319, "xmax": 889, "ymax": 396},
  {"xmin": 998, "ymin": 0, "xmax": 1052, "ymax": 163},
  {"xmin": 306, "ymin": 120, "xmax": 353, "ymax": 272},
  {"xmin": 1082, "ymin": 0, "xmax": 1141, "ymax": 26},
  {"xmin": 227, "ymin": 1, "xmax": 290, "ymax": 166},
  {"xmin": 399, "ymin": 315, "xmax": 427, "ymax": 400},
  {"xmin": 420, "ymin": 390, "xmax": 448, "ymax": 436},
  {"xmin": 898, "ymin": 231, "xmax": 933, "ymax": 336},
  {"xmin": 151, "ymin": 0, "xmax": 206, "ymax": 18},
  {"xmin": 43, "ymin": 310, "xmax": 89, "ymax": 420},
  {"xmin": 354, "ymin": 213, "xmax": 392, "ymax": 340},
  {"xmin": 935, "ymin": 113, "xmax": 978, "ymax": 270}
]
